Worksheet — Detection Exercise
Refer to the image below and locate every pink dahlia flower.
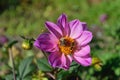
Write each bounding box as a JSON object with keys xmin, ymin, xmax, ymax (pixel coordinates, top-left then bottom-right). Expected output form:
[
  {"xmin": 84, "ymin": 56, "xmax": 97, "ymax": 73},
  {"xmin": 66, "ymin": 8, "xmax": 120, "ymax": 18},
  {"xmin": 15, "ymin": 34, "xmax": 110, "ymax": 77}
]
[{"xmin": 34, "ymin": 14, "xmax": 93, "ymax": 70}]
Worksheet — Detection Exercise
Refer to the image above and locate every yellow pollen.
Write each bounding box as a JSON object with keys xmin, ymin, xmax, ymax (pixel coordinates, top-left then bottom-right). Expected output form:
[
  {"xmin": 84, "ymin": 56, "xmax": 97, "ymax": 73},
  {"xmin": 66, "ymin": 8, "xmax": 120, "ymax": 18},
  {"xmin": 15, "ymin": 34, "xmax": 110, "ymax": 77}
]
[{"xmin": 58, "ymin": 37, "xmax": 76, "ymax": 55}]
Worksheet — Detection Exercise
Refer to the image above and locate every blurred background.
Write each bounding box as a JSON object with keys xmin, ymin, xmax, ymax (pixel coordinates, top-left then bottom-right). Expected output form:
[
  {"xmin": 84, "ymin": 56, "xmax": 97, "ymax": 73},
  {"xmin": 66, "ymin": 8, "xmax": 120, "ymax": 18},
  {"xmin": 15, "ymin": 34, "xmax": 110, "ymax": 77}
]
[{"xmin": 0, "ymin": 0, "xmax": 120, "ymax": 80}]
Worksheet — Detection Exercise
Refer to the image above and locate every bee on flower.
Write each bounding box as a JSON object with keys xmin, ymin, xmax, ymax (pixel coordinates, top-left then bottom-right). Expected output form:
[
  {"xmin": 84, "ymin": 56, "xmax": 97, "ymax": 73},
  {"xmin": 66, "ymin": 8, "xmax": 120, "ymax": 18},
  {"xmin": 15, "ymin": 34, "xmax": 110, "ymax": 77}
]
[{"xmin": 34, "ymin": 14, "xmax": 93, "ymax": 70}]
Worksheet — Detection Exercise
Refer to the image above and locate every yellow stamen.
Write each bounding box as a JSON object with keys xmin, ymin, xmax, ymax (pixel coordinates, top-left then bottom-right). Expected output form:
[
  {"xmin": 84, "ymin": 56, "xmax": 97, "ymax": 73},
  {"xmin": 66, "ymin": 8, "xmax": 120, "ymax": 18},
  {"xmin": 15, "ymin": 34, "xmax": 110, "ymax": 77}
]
[{"xmin": 58, "ymin": 37, "xmax": 76, "ymax": 55}]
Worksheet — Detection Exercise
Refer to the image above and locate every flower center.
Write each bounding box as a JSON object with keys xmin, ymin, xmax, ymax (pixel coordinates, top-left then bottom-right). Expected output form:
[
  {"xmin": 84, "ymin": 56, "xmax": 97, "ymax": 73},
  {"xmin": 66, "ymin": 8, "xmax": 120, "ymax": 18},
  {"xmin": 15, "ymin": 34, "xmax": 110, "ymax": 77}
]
[{"xmin": 58, "ymin": 37, "xmax": 76, "ymax": 55}]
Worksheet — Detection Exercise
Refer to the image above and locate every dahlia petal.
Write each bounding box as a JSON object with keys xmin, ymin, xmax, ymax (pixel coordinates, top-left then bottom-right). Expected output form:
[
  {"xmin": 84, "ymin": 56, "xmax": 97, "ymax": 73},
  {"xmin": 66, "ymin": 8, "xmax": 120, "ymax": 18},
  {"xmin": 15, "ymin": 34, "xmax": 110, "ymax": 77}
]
[
  {"xmin": 57, "ymin": 14, "xmax": 70, "ymax": 36},
  {"xmin": 76, "ymin": 31, "xmax": 93, "ymax": 46},
  {"xmin": 48, "ymin": 52, "xmax": 61, "ymax": 66},
  {"xmin": 65, "ymin": 55, "xmax": 73, "ymax": 68},
  {"xmin": 74, "ymin": 45, "xmax": 90, "ymax": 57},
  {"xmin": 48, "ymin": 52, "xmax": 72, "ymax": 70},
  {"xmin": 57, "ymin": 14, "xmax": 67, "ymax": 29},
  {"xmin": 73, "ymin": 53, "xmax": 92, "ymax": 66},
  {"xmin": 45, "ymin": 21, "xmax": 62, "ymax": 39},
  {"xmin": 34, "ymin": 33, "xmax": 57, "ymax": 52},
  {"xmin": 81, "ymin": 22, "xmax": 88, "ymax": 31},
  {"xmin": 69, "ymin": 19, "xmax": 83, "ymax": 39}
]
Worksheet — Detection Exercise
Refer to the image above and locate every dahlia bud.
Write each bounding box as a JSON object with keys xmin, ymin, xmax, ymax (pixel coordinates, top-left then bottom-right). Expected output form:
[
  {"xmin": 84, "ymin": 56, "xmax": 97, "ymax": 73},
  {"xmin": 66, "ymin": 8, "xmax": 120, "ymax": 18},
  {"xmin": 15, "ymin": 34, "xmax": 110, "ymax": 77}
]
[
  {"xmin": 22, "ymin": 40, "xmax": 33, "ymax": 50},
  {"xmin": 92, "ymin": 57, "xmax": 102, "ymax": 71},
  {"xmin": 20, "ymin": 35, "xmax": 34, "ymax": 50}
]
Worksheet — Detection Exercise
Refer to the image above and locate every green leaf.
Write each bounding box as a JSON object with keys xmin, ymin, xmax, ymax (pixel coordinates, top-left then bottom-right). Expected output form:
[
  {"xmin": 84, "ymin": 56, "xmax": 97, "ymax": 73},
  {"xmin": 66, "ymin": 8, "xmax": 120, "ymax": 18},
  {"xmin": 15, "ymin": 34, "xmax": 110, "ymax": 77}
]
[
  {"xmin": 5, "ymin": 74, "xmax": 13, "ymax": 80},
  {"xmin": 18, "ymin": 56, "xmax": 33, "ymax": 79},
  {"xmin": 115, "ymin": 68, "xmax": 120, "ymax": 76},
  {"xmin": 57, "ymin": 70, "xmax": 69, "ymax": 80},
  {"xmin": 21, "ymin": 76, "xmax": 32, "ymax": 80},
  {"xmin": 57, "ymin": 62, "xmax": 79, "ymax": 80},
  {"xmin": 37, "ymin": 58, "xmax": 52, "ymax": 72}
]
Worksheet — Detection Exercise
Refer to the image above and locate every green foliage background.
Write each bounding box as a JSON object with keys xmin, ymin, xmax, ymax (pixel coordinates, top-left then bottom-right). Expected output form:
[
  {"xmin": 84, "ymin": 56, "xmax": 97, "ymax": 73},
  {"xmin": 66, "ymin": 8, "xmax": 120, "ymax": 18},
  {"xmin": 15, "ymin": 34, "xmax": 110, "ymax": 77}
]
[{"xmin": 0, "ymin": 0, "xmax": 120, "ymax": 80}]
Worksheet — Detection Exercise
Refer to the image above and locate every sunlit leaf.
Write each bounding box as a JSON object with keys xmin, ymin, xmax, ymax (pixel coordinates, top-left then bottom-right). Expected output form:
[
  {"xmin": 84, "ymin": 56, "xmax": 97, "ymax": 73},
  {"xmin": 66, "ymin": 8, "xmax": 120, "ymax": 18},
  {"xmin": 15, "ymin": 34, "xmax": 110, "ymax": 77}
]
[
  {"xmin": 37, "ymin": 58, "xmax": 52, "ymax": 72},
  {"xmin": 18, "ymin": 56, "xmax": 33, "ymax": 79}
]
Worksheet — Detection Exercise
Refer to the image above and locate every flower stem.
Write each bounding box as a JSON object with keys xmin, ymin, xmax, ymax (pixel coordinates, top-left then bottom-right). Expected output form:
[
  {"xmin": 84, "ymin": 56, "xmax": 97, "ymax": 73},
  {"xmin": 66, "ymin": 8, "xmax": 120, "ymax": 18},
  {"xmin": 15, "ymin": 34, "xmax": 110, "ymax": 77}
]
[
  {"xmin": 9, "ymin": 48, "xmax": 16, "ymax": 80},
  {"xmin": 41, "ymin": 51, "xmax": 59, "ymax": 80},
  {"xmin": 46, "ymin": 72, "xmax": 55, "ymax": 80},
  {"xmin": 41, "ymin": 50, "xmax": 48, "ymax": 60}
]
